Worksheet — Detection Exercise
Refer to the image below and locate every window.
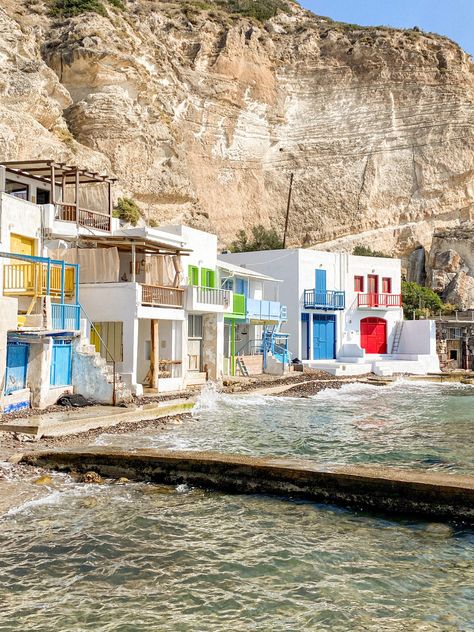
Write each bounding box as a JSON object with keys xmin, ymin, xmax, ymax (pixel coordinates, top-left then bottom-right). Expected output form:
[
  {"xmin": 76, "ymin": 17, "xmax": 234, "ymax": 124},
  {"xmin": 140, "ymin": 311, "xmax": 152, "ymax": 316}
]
[
  {"xmin": 448, "ymin": 328, "xmax": 461, "ymax": 340},
  {"xmin": 36, "ymin": 188, "xmax": 50, "ymax": 204},
  {"xmin": 450, "ymin": 349, "xmax": 458, "ymax": 361},
  {"xmin": 201, "ymin": 268, "xmax": 216, "ymax": 288},
  {"xmin": 354, "ymin": 276, "xmax": 364, "ymax": 292},
  {"xmin": 6, "ymin": 180, "xmax": 29, "ymax": 200},
  {"xmin": 382, "ymin": 277, "xmax": 392, "ymax": 293},
  {"xmin": 222, "ymin": 278, "xmax": 233, "ymax": 291},
  {"xmin": 188, "ymin": 315, "xmax": 203, "ymax": 338},
  {"xmin": 188, "ymin": 265, "xmax": 199, "ymax": 286}
]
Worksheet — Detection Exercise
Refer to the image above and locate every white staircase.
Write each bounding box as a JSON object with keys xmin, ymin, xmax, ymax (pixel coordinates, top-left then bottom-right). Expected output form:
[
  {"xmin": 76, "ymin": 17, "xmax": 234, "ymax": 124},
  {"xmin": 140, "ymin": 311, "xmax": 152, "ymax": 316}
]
[{"xmin": 73, "ymin": 340, "xmax": 132, "ymax": 405}]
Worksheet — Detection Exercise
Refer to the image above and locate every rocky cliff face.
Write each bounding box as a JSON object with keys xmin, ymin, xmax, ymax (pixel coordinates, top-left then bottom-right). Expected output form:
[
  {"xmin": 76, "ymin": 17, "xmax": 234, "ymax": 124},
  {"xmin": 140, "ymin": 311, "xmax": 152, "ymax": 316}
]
[{"xmin": 0, "ymin": 0, "xmax": 473, "ymax": 300}]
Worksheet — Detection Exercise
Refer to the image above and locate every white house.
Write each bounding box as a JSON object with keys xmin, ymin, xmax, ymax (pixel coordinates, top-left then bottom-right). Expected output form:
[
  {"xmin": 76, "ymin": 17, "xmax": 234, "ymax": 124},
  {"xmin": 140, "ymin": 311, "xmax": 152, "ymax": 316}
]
[{"xmin": 221, "ymin": 249, "xmax": 440, "ymax": 376}]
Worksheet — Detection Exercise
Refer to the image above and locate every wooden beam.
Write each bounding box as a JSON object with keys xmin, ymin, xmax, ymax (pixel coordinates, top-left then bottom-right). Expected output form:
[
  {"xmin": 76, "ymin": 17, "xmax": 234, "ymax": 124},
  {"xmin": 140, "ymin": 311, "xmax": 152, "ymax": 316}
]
[
  {"xmin": 50, "ymin": 163, "xmax": 56, "ymax": 205},
  {"xmin": 108, "ymin": 180, "xmax": 113, "ymax": 218},
  {"xmin": 75, "ymin": 168, "xmax": 80, "ymax": 232},
  {"xmin": 150, "ymin": 319, "xmax": 159, "ymax": 390}
]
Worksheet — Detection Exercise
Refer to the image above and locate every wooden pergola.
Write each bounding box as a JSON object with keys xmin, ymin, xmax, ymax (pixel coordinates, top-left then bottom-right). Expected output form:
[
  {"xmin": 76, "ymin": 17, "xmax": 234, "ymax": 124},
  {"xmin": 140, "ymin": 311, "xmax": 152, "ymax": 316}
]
[{"xmin": 1, "ymin": 160, "xmax": 117, "ymax": 231}]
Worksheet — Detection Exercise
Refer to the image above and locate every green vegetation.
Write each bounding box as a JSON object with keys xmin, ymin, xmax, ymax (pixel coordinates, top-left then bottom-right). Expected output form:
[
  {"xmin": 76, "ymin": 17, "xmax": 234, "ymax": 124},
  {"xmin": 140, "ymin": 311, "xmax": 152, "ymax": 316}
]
[
  {"xmin": 230, "ymin": 224, "xmax": 284, "ymax": 252},
  {"xmin": 50, "ymin": 0, "xmax": 124, "ymax": 18},
  {"xmin": 182, "ymin": 0, "xmax": 290, "ymax": 22},
  {"xmin": 113, "ymin": 197, "xmax": 141, "ymax": 226},
  {"xmin": 353, "ymin": 245, "xmax": 392, "ymax": 258},
  {"xmin": 401, "ymin": 281, "xmax": 447, "ymax": 319}
]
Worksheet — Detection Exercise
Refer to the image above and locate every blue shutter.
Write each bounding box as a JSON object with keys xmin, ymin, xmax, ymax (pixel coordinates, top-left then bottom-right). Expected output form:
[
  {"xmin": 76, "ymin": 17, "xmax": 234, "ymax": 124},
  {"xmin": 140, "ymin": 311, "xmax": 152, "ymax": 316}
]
[
  {"xmin": 235, "ymin": 278, "xmax": 248, "ymax": 297},
  {"xmin": 315, "ymin": 269, "xmax": 327, "ymax": 292},
  {"xmin": 5, "ymin": 342, "xmax": 29, "ymax": 394}
]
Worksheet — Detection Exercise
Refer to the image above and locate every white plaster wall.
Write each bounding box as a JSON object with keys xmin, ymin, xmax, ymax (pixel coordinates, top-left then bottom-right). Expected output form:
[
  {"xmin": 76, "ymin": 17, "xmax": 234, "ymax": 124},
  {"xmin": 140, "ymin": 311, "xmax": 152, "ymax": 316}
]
[
  {"xmin": 159, "ymin": 224, "xmax": 218, "ymax": 276},
  {"xmin": 79, "ymin": 283, "xmax": 139, "ymax": 382},
  {"xmin": 0, "ymin": 193, "xmax": 42, "ymax": 252},
  {"xmin": 398, "ymin": 319, "xmax": 437, "ymax": 356}
]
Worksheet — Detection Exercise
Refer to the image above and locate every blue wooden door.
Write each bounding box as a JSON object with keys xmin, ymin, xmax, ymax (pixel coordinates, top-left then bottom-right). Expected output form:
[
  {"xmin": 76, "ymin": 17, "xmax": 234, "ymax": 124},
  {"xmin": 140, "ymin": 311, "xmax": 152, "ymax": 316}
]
[
  {"xmin": 315, "ymin": 269, "xmax": 327, "ymax": 306},
  {"xmin": 50, "ymin": 340, "xmax": 72, "ymax": 386},
  {"xmin": 5, "ymin": 342, "xmax": 29, "ymax": 394},
  {"xmin": 313, "ymin": 315, "xmax": 336, "ymax": 360}
]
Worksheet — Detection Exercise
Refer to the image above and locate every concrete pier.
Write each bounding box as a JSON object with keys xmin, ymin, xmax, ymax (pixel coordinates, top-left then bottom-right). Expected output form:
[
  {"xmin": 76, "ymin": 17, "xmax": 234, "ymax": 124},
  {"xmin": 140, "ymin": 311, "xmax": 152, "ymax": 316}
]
[{"xmin": 19, "ymin": 448, "xmax": 474, "ymax": 523}]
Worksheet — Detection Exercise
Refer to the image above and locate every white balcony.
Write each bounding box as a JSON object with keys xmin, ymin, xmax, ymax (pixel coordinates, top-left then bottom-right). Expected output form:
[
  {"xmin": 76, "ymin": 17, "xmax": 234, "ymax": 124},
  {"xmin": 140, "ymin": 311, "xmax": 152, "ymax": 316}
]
[{"xmin": 186, "ymin": 286, "xmax": 232, "ymax": 313}]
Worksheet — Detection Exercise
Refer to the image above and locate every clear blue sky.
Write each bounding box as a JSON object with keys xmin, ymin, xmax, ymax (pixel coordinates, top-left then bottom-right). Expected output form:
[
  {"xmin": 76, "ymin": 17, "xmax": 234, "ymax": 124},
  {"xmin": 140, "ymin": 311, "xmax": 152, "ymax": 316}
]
[{"xmin": 300, "ymin": 0, "xmax": 473, "ymax": 55}]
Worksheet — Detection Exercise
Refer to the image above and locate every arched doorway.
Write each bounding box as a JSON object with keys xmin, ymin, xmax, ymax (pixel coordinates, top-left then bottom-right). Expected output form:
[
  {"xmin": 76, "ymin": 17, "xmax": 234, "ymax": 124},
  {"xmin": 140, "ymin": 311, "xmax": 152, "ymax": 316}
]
[{"xmin": 360, "ymin": 317, "xmax": 387, "ymax": 354}]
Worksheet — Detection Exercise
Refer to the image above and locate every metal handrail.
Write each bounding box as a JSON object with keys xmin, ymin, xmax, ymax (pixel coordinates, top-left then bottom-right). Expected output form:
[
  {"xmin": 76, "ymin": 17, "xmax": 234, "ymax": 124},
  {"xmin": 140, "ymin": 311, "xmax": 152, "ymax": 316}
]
[{"xmin": 79, "ymin": 304, "xmax": 117, "ymax": 406}]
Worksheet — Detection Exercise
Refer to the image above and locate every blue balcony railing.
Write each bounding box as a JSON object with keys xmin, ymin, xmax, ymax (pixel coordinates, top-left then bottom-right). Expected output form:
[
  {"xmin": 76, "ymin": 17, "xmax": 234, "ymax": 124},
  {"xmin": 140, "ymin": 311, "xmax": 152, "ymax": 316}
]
[
  {"xmin": 303, "ymin": 290, "xmax": 345, "ymax": 310},
  {"xmin": 51, "ymin": 303, "xmax": 81, "ymax": 331},
  {"xmin": 247, "ymin": 298, "xmax": 283, "ymax": 322}
]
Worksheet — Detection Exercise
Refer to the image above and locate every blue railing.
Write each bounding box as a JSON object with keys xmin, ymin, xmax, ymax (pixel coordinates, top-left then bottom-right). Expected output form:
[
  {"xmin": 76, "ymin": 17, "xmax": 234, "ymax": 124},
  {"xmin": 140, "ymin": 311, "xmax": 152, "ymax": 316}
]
[
  {"xmin": 51, "ymin": 303, "xmax": 81, "ymax": 331},
  {"xmin": 303, "ymin": 290, "xmax": 345, "ymax": 310},
  {"xmin": 246, "ymin": 298, "xmax": 282, "ymax": 321}
]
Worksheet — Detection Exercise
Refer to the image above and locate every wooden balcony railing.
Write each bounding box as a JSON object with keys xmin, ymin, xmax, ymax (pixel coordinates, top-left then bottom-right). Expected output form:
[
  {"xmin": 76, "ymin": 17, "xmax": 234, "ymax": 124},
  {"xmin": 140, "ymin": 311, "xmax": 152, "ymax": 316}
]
[
  {"xmin": 3, "ymin": 263, "xmax": 75, "ymax": 298},
  {"xmin": 357, "ymin": 293, "xmax": 402, "ymax": 308},
  {"xmin": 56, "ymin": 202, "xmax": 111, "ymax": 232},
  {"xmin": 141, "ymin": 284, "xmax": 184, "ymax": 308}
]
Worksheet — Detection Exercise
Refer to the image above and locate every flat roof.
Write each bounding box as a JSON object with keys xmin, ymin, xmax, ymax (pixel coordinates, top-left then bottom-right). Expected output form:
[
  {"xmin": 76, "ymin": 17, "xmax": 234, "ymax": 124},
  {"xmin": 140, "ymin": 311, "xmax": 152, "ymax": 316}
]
[
  {"xmin": 1, "ymin": 160, "xmax": 116, "ymax": 185},
  {"xmin": 217, "ymin": 258, "xmax": 282, "ymax": 282}
]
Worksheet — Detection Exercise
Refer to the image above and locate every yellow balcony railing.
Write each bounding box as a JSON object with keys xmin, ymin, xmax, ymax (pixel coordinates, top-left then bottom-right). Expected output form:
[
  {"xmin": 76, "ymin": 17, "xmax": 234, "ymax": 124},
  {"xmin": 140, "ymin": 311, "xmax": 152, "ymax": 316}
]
[{"xmin": 3, "ymin": 263, "xmax": 75, "ymax": 298}]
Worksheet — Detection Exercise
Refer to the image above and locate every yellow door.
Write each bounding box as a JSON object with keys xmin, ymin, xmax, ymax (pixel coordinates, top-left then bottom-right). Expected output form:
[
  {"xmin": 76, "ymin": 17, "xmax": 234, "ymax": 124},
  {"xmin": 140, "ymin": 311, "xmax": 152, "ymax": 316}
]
[{"xmin": 10, "ymin": 234, "xmax": 35, "ymax": 256}]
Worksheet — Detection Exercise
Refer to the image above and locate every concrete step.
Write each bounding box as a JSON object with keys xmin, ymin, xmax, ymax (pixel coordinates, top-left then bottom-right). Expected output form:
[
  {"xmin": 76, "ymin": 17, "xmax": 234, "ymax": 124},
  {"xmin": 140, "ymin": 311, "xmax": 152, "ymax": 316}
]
[{"xmin": 187, "ymin": 372, "xmax": 207, "ymax": 386}]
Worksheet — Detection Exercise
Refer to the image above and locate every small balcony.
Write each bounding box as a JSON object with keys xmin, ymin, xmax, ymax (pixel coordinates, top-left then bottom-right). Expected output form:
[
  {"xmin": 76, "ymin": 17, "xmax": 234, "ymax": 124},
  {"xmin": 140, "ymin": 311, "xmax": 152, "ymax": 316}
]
[
  {"xmin": 357, "ymin": 293, "xmax": 402, "ymax": 308},
  {"xmin": 56, "ymin": 203, "xmax": 111, "ymax": 232},
  {"xmin": 303, "ymin": 290, "xmax": 345, "ymax": 310},
  {"xmin": 51, "ymin": 303, "xmax": 81, "ymax": 331},
  {"xmin": 247, "ymin": 297, "xmax": 284, "ymax": 322},
  {"xmin": 141, "ymin": 284, "xmax": 185, "ymax": 309},
  {"xmin": 186, "ymin": 286, "xmax": 232, "ymax": 312},
  {"xmin": 3, "ymin": 262, "xmax": 75, "ymax": 298}
]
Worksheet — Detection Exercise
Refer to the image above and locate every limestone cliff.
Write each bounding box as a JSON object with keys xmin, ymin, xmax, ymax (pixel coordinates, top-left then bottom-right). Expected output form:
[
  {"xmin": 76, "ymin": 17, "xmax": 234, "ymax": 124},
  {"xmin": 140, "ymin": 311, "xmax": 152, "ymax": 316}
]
[{"xmin": 0, "ymin": 0, "xmax": 473, "ymax": 300}]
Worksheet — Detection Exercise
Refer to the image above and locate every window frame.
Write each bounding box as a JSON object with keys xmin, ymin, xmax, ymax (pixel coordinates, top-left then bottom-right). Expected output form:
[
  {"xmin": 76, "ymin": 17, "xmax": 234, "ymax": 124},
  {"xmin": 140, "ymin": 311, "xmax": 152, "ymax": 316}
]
[
  {"xmin": 354, "ymin": 276, "xmax": 364, "ymax": 292},
  {"xmin": 382, "ymin": 277, "xmax": 392, "ymax": 294}
]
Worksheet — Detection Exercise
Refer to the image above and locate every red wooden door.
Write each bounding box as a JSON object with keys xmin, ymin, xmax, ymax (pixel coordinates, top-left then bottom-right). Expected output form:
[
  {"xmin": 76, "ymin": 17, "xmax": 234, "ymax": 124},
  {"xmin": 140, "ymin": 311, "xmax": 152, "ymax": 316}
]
[
  {"xmin": 360, "ymin": 317, "xmax": 387, "ymax": 354},
  {"xmin": 367, "ymin": 275, "xmax": 378, "ymax": 306}
]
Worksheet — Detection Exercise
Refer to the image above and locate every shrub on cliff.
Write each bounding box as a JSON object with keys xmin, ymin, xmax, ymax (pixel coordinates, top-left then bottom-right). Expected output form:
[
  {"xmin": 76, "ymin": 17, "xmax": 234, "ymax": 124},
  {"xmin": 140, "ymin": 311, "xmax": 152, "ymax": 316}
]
[
  {"xmin": 219, "ymin": 0, "xmax": 290, "ymax": 21},
  {"xmin": 50, "ymin": 0, "xmax": 124, "ymax": 18},
  {"xmin": 230, "ymin": 224, "xmax": 284, "ymax": 252},
  {"xmin": 401, "ymin": 281, "xmax": 444, "ymax": 319},
  {"xmin": 353, "ymin": 245, "xmax": 392, "ymax": 258},
  {"xmin": 113, "ymin": 197, "xmax": 142, "ymax": 226}
]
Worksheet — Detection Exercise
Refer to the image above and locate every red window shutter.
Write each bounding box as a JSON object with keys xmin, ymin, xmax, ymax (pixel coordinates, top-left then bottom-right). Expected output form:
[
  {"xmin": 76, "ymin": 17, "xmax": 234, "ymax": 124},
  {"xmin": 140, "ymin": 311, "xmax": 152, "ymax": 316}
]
[
  {"xmin": 354, "ymin": 276, "xmax": 364, "ymax": 292},
  {"xmin": 382, "ymin": 277, "xmax": 392, "ymax": 293}
]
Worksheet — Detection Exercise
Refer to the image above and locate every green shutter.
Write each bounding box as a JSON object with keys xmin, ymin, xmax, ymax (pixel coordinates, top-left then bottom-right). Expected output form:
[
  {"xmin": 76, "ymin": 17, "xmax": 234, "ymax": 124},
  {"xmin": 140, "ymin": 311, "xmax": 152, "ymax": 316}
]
[
  {"xmin": 209, "ymin": 270, "xmax": 216, "ymax": 288},
  {"xmin": 201, "ymin": 268, "xmax": 207, "ymax": 287},
  {"xmin": 189, "ymin": 265, "xmax": 199, "ymax": 286}
]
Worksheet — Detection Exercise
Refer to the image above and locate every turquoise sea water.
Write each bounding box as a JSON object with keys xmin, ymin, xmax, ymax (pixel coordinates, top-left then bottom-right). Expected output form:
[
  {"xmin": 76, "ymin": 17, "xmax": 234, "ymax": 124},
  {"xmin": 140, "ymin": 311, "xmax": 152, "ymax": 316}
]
[{"xmin": 0, "ymin": 381, "xmax": 473, "ymax": 631}]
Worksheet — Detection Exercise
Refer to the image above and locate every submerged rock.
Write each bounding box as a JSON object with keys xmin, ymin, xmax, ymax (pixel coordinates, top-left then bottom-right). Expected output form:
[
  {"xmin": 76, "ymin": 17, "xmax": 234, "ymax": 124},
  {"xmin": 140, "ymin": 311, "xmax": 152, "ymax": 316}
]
[
  {"xmin": 423, "ymin": 522, "xmax": 453, "ymax": 537},
  {"xmin": 80, "ymin": 471, "xmax": 103, "ymax": 484},
  {"xmin": 114, "ymin": 477, "xmax": 130, "ymax": 485},
  {"xmin": 32, "ymin": 475, "xmax": 53, "ymax": 486}
]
